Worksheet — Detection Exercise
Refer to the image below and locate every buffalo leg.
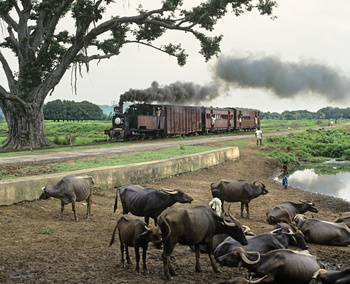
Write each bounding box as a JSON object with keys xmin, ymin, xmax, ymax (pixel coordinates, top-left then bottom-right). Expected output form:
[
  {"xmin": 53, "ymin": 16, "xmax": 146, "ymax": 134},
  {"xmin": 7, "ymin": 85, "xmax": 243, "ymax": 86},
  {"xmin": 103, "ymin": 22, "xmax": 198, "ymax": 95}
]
[
  {"xmin": 240, "ymin": 202, "xmax": 245, "ymax": 218},
  {"xmin": 205, "ymin": 242, "xmax": 220, "ymax": 273},
  {"xmin": 71, "ymin": 200, "xmax": 79, "ymax": 221},
  {"xmin": 59, "ymin": 201, "xmax": 65, "ymax": 220},
  {"xmin": 194, "ymin": 244, "xmax": 202, "ymax": 272},
  {"xmin": 162, "ymin": 242, "xmax": 177, "ymax": 280},
  {"xmin": 120, "ymin": 241, "xmax": 125, "ymax": 268},
  {"xmin": 85, "ymin": 195, "xmax": 92, "ymax": 219},
  {"xmin": 245, "ymin": 202, "xmax": 251, "ymax": 219},
  {"xmin": 125, "ymin": 245, "xmax": 132, "ymax": 264},
  {"xmin": 144, "ymin": 216, "xmax": 150, "ymax": 226},
  {"xmin": 142, "ymin": 245, "xmax": 149, "ymax": 274},
  {"xmin": 134, "ymin": 247, "xmax": 141, "ymax": 275}
]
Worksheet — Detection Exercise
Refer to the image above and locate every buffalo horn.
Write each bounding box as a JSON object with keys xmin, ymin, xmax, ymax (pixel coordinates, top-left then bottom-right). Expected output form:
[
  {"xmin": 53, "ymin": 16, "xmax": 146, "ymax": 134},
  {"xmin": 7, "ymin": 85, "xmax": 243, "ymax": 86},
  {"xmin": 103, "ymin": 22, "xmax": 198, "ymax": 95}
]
[
  {"xmin": 270, "ymin": 228, "xmax": 282, "ymax": 234},
  {"xmin": 41, "ymin": 186, "xmax": 46, "ymax": 191},
  {"xmin": 253, "ymin": 180, "xmax": 266, "ymax": 188},
  {"xmin": 250, "ymin": 275, "xmax": 268, "ymax": 283},
  {"xmin": 140, "ymin": 226, "xmax": 151, "ymax": 236},
  {"xmin": 159, "ymin": 187, "xmax": 178, "ymax": 195},
  {"xmin": 240, "ymin": 250, "xmax": 260, "ymax": 265},
  {"xmin": 242, "ymin": 225, "xmax": 251, "ymax": 234},
  {"xmin": 223, "ymin": 218, "xmax": 237, "ymax": 227}
]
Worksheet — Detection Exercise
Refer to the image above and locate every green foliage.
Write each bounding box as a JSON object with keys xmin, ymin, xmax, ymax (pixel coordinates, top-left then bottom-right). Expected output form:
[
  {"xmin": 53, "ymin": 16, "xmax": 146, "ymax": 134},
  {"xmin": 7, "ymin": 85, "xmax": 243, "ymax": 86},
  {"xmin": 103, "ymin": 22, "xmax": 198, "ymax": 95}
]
[
  {"xmin": 262, "ymin": 127, "xmax": 350, "ymax": 165},
  {"xmin": 44, "ymin": 100, "xmax": 104, "ymax": 121},
  {"xmin": 40, "ymin": 227, "xmax": 52, "ymax": 235},
  {"xmin": 343, "ymin": 149, "xmax": 350, "ymax": 161}
]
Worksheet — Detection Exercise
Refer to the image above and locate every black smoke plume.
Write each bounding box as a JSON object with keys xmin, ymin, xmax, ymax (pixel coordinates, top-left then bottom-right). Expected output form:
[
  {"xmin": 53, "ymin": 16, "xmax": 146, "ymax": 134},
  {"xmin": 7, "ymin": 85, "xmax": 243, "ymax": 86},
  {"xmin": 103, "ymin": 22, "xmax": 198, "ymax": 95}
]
[
  {"xmin": 119, "ymin": 81, "xmax": 219, "ymax": 105},
  {"xmin": 212, "ymin": 54, "xmax": 350, "ymax": 102},
  {"xmin": 119, "ymin": 54, "xmax": 350, "ymax": 106}
]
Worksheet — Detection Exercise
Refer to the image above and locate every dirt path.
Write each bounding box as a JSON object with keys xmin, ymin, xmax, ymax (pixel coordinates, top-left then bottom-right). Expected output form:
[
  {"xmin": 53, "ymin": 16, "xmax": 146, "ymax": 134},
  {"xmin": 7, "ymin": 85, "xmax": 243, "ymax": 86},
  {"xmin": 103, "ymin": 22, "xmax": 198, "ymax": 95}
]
[{"xmin": 1, "ymin": 143, "xmax": 350, "ymax": 283}]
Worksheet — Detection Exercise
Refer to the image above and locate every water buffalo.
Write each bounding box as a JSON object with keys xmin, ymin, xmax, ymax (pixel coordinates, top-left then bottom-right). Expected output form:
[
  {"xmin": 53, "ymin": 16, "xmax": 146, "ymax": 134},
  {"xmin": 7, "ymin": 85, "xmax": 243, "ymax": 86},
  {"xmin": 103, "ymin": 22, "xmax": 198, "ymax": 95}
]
[
  {"xmin": 39, "ymin": 175, "xmax": 94, "ymax": 221},
  {"xmin": 158, "ymin": 205, "xmax": 247, "ymax": 280},
  {"xmin": 114, "ymin": 184, "xmax": 193, "ymax": 225},
  {"xmin": 333, "ymin": 211, "xmax": 350, "ymax": 228},
  {"xmin": 211, "ymin": 179, "xmax": 268, "ymax": 219},
  {"xmin": 109, "ymin": 214, "xmax": 162, "ymax": 275},
  {"xmin": 309, "ymin": 268, "xmax": 350, "ymax": 284},
  {"xmin": 221, "ymin": 247, "xmax": 320, "ymax": 284},
  {"xmin": 266, "ymin": 200, "xmax": 318, "ymax": 224},
  {"xmin": 215, "ymin": 223, "xmax": 308, "ymax": 267},
  {"xmin": 293, "ymin": 214, "xmax": 350, "ymax": 246},
  {"xmin": 212, "ymin": 276, "xmax": 267, "ymax": 284}
]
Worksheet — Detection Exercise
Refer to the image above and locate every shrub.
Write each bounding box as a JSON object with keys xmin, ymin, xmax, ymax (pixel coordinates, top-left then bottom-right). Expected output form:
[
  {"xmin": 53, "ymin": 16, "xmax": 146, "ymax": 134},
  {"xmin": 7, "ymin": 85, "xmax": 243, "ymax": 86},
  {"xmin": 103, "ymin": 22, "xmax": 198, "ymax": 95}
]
[{"xmin": 343, "ymin": 149, "xmax": 350, "ymax": 160}]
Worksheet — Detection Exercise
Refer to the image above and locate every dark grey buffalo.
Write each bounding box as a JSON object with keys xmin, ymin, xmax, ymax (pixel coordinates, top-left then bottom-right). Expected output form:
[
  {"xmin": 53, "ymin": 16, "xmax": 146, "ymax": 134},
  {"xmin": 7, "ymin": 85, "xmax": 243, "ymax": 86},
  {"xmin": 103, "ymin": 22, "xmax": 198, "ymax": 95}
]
[
  {"xmin": 39, "ymin": 175, "xmax": 94, "ymax": 221},
  {"xmin": 221, "ymin": 247, "xmax": 320, "ymax": 284},
  {"xmin": 309, "ymin": 268, "xmax": 350, "ymax": 284},
  {"xmin": 212, "ymin": 276, "xmax": 267, "ymax": 284},
  {"xmin": 211, "ymin": 179, "xmax": 268, "ymax": 219},
  {"xmin": 158, "ymin": 205, "xmax": 247, "ymax": 280},
  {"xmin": 215, "ymin": 223, "xmax": 308, "ymax": 267},
  {"xmin": 333, "ymin": 211, "xmax": 350, "ymax": 228},
  {"xmin": 293, "ymin": 214, "xmax": 350, "ymax": 246},
  {"xmin": 109, "ymin": 214, "xmax": 162, "ymax": 275},
  {"xmin": 266, "ymin": 200, "xmax": 319, "ymax": 224},
  {"xmin": 114, "ymin": 184, "xmax": 193, "ymax": 225}
]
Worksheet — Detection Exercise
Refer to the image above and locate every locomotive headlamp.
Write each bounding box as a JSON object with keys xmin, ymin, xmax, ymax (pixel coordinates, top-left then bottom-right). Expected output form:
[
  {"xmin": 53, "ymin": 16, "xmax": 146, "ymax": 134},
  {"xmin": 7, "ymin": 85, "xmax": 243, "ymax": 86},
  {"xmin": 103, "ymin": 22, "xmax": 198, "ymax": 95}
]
[{"xmin": 114, "ymin": 117, "xmax": 121, "ymax": 125}]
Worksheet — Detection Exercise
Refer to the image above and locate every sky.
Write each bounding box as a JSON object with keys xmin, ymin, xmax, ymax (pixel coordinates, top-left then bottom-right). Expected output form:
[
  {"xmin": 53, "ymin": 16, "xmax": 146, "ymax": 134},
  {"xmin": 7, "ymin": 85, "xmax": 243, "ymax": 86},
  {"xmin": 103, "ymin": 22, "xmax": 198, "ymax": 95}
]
[{"xmin": 2, "ymin": 0, "xmax": 350, "ymax": 113}]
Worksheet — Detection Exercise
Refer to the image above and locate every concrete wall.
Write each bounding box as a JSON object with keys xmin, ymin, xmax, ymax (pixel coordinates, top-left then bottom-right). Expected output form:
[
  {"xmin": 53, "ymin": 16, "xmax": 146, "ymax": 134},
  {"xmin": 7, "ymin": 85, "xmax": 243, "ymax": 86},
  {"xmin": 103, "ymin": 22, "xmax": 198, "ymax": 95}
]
[{"xmin": 0, "ymin": 147, "xmax": 239, "ymax": 206}]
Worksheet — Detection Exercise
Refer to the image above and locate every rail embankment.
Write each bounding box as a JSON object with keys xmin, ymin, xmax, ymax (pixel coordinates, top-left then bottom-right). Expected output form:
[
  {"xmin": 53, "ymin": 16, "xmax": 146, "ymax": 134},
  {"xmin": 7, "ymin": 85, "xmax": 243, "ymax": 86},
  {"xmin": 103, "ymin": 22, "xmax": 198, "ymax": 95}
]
[{"xmin": 0, "ymin": 147, "xmax": 239, "ymax": 206}]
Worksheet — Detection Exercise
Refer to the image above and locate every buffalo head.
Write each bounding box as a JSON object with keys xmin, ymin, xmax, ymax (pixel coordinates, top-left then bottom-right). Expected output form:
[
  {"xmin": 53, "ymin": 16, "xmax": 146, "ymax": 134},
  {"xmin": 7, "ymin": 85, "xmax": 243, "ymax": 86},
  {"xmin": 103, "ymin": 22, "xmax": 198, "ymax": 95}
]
[
  {"xmin": 159, "ymin": 188, "xmax": 193, "ymax": 204},
  {"xmin": 253, "ymin": 181, "xmax": 268, "ymax": 195}
]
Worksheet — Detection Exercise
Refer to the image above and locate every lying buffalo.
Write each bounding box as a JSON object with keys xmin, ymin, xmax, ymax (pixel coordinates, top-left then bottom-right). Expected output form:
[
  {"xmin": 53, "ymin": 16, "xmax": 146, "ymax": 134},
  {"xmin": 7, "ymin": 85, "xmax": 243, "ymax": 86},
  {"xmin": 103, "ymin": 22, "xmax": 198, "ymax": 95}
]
[
  {"xmin": 215, "ymin": 223, "xmax": 308, "ymax": 267},
  {"xmin": 333, "ymin": 211, "xmax": 350, "ymax": 228},
  {"xmin": 158, "ymin": 205, "xmax": 247, "ymax": 280},
  {"xmin": 293, "ymin": 214, "xmax": 350, "ymax": 246},
  {"xmin": 212, "ymin": 276, "xmax": 267, "ymax": 284},
  {"xmin": 309, "ymin": 268, "xmax": 350, "ymax": 284},
  {"xmin": 39, "ymin": 175, "xmax": 95, "ymax": 221},
  {"xmin": 266, "ymin": 200, "xmax": 318, "ymax": 225},
  {"xmin": 211, "ymin": 179, "xmax": 268, "ymax": 219},
  {"xmin": 114, "ymin": 184, "xmax": 193, "ymax": 225},
  {"xmin": 220, "ymin": 247, "xmax": 321, "ymax": 284}
]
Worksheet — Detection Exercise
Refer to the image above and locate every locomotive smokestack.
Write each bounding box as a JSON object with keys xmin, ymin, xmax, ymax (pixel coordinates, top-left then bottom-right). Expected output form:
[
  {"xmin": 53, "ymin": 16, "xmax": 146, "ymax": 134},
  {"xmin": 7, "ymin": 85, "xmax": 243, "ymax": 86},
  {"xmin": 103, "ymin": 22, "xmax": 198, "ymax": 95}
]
[{"xmin": 119, "ymin": 81, "xmax": 219, "ymax": 105}]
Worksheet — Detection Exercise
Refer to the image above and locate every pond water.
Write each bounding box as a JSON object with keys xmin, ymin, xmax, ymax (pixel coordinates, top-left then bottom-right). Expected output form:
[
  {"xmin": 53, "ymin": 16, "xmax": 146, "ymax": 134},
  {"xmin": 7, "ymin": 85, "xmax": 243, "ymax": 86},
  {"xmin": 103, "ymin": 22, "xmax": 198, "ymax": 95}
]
[{"xmin": 278, "ymin": 161, "xmax": 350, "ymax": 202}]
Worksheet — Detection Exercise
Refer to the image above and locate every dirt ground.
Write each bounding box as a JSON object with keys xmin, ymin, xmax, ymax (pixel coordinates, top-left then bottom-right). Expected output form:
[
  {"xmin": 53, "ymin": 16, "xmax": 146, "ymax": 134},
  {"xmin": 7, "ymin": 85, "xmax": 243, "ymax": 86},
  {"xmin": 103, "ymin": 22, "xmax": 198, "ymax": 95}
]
[{"xmin": 1, "ymin": 143, "xmax": 350, "ymax": 284}]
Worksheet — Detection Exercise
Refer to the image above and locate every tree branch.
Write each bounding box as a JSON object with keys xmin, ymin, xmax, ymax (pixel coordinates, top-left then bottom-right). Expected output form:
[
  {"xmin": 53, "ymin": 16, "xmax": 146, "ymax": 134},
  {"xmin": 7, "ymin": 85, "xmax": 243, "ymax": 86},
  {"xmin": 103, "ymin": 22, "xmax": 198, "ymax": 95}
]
[
  {"xmin": 0, "ymin": 13, "xmax": 19, "ymax": 32},
  {"xmin": 73, "ymin": 53, "xmax": 114, "ymax": 64},
  {"xmin": 0, "ymin": 85, "xmax": 26, "ymax": 109},
  {"xmin": 0, "ymin": 51, "xmax": 18, "ymax": 94},
  {"xmin": 40, "ymin": 0, "xmax": 74, "ymax": 50}
]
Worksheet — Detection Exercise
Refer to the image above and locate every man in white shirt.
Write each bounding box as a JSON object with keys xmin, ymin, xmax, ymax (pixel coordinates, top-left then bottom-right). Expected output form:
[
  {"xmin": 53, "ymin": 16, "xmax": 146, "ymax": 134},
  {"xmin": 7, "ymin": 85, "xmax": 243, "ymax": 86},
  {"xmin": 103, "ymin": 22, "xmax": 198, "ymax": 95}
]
[{"xmin": 255, "ymin": 127, "xmax": 262, "ymax": 148}]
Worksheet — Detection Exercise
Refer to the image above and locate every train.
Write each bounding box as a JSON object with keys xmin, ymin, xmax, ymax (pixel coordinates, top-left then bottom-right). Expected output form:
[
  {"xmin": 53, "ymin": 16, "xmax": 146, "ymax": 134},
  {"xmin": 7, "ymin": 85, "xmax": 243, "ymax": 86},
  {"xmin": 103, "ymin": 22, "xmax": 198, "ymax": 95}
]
[{"xmin": 104, "ymin": 102, "xmax": 260, "ymax": 141}]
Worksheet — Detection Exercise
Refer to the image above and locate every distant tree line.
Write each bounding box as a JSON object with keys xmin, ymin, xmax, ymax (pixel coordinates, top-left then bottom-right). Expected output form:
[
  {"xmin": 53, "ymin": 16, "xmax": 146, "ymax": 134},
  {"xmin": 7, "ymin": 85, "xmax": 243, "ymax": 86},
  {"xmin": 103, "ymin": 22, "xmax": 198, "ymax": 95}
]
[
  {"xmin": 43, "ymin": 100, "xmax": 110, "ymax": 121},
  {"xmin": 262, "ymin": 107, "xmax": 350, "ymax": 120}
]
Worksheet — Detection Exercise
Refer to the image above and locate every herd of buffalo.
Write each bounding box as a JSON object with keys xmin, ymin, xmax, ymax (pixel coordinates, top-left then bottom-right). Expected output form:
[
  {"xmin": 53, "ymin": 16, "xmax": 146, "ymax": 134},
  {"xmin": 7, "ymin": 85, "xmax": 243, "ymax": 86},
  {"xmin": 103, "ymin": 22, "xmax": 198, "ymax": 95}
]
[{"xmin": 38, "ymin": 175, "xmax": 350, "ymax": 283}]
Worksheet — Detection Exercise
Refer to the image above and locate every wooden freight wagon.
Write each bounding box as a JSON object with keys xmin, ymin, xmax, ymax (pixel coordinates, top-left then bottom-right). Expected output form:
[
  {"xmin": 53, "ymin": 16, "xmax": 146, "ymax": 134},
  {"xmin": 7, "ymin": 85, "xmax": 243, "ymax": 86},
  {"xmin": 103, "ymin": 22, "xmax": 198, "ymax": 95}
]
[{"xmin": 165, "ymin": 105, "xmax": 202, "ymax": 136}]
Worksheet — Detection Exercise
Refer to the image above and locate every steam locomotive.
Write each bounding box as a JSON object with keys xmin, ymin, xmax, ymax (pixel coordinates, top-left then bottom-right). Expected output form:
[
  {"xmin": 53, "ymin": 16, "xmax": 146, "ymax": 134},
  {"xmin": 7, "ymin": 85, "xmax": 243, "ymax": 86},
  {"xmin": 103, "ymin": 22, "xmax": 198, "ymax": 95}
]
[{"xmin": 104, "ymin": 102, "xmax": 260, "ymax": 141}]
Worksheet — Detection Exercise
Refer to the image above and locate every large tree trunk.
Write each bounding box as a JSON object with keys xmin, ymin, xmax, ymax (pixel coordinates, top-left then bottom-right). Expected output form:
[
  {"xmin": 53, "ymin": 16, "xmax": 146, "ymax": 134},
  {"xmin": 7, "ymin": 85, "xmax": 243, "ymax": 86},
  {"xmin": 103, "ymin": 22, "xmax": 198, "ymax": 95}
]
[{"xmin": 1, "ymin": 100, "xmax": 53, "ymax": 149}]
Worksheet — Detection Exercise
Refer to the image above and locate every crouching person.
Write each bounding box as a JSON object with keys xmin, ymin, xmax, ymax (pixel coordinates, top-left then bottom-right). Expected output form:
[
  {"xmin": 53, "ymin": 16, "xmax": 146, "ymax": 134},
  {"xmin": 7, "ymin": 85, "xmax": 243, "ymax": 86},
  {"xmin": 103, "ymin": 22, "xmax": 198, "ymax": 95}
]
[{"xmin": 109, "ymin": 214, "xmax": 162, "ymax": 275}]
